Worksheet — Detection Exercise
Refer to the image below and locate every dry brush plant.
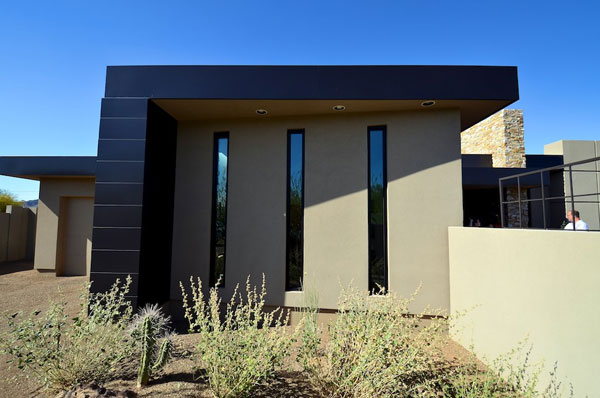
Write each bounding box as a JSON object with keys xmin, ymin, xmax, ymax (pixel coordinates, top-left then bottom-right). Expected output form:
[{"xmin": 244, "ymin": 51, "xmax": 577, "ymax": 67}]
[
  {"xmin": 297, "ymin": 283, "xmax": 449, "ymax": 398},
  {"xmin": 180, "ymin": 274, "xmax": 292, "ymax": 398},
  {"xmin": 0, "ymin": 277, "xmax": 136, "ymax": 393},
  {"xmin": 442, "ymin": 340, "xmax": 575, "ymax": 398}
]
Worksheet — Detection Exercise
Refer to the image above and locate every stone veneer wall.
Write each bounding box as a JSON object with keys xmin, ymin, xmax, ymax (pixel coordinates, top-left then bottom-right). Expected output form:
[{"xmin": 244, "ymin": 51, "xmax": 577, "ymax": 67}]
[
  {"xmin": 461, "ymin": 109, "xmax": 526, "ymax": 168},
  {"xmin": 461, "ymin": 109, "xmax": 527, "ymax": 227},
  {"xmin": 505, "ymin": 187, "xmax": 529, "ymax": 228}
]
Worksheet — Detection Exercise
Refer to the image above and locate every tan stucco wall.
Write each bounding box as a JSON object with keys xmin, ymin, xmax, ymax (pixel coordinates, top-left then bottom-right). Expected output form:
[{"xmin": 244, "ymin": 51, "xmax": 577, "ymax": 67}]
[
  {"xmin": 388, "ymin": 111, "xmax": 463, "ymax": 311},
  {"xmin": 5, "ymin": 205, "xmax": 29, "ymax": 261},
  {"xmin": 171, "ymin": 109, "xmax": 462, "ymax": 311},
  {"xmin": 449, "ymin": 227, "xmax": 600, "ymax": 397},
  {"xmin": 57, "ymin": 197, "xmax": 94, "ymax": 276},
  {"xmin": 544, "ymin": 140, "xmax": 600, "ymax": 230},
  {"xmin": 0, "ymin": 206, "xmax": 35, "ymax": 263},
  {"xmin": 34, "ymin": 178, "xmax": 95, "ymax": 271},
  {"xmin": 0, "ymin": 212, "xmax": 9, "ymax": 262}
]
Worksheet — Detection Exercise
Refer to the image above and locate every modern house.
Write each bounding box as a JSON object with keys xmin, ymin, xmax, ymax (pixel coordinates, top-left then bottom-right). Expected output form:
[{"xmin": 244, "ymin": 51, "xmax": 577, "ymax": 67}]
[
  {"xmin": 1, "ymin": 65, "xmax": 521, "ymax": 312},
  {"xmin": 2, "ymin": 66, "xmax": 600, "ymax": 395}
]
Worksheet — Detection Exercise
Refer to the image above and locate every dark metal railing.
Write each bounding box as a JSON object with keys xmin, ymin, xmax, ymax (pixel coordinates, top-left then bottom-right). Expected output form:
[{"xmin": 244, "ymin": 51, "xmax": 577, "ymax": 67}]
[{"xmin": 499, "ymin": 156, "xmax": 600, "ymax": 231}]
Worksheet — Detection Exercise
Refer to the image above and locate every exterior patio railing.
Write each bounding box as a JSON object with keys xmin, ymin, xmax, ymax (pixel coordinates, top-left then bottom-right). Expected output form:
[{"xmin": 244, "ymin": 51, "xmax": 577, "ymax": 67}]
[{"xmin": 499, "ymin": 156, "xmax": 600, "ymax": 231}]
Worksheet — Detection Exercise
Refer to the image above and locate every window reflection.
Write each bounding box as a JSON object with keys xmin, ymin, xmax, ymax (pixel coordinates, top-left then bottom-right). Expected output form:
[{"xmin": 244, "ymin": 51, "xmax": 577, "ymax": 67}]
[
  {"xmin": 211, "ymin": 133, "xmax": 229, "ymax": 287},
  {"xmin": 287, "ymin": 131, "xmax": 304, "ymax": 291},
  {"xmin": 368, "ymin": 127, "xmax": 387, "ymax": 292}
]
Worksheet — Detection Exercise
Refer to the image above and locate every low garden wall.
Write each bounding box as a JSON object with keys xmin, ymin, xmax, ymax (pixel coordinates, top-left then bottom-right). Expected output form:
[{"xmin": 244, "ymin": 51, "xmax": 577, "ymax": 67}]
[{"xmin": 449, "ymin": 226, "xmax": 600, "ymax": 397}]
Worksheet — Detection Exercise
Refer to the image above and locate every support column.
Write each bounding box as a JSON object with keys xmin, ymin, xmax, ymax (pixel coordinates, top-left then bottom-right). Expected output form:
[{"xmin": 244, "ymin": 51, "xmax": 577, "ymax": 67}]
[{"xmin": 91, "ymin": 98, "xmax": 177, "ymax": 307}]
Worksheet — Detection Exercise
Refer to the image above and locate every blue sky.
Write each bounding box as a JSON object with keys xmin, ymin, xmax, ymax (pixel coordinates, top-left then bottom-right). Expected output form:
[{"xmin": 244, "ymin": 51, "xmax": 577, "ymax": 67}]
[{"xmin": 1, "ymin": 0, "xmax": 598, "ymax": 200}]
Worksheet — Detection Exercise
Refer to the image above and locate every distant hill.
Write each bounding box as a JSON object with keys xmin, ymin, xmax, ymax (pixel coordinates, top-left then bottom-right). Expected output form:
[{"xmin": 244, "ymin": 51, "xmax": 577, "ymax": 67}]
[{"xmin": 23, "ymin": 199, "xmax": 38, "ymax": 208}]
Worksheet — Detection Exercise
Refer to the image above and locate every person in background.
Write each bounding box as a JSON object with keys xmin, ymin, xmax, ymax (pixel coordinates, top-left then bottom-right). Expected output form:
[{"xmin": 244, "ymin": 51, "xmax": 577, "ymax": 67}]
[{"xmin": 564, "ymin": 209, "xmax": 589, "ymax": 231}]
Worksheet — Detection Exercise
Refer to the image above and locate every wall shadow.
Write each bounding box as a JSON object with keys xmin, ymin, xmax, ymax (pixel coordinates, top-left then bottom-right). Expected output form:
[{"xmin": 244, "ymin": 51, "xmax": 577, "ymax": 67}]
[{"xmin": 0, "ymin": 260, "xmax": 33, "ymax": 276}]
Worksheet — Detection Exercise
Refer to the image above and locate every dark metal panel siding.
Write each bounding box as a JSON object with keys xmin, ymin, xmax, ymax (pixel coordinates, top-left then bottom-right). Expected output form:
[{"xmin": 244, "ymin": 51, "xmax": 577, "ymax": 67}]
[
  {"xmin": 137, "ymin": 101, "xmax": 178, "ymax": 306},
  {"xmin": 93, "ymin": 206, "xmax": 143, "ymax": 227},
  {"xmin": 105, "ymin": 65, "xmax": 519, "ymax": 101},
  {"xmin": 97, "ymin": 140, "xmax": 146, "ymax": 161},
  {"xmin": 95, "ymin": 161, "xmax": 145, "ymax": 183},
  {"xmin": 91, "ymin": 250, "xmax": 140, "ymax": 273},
  {"xmin": 92, "ymin": 228, "xmax": 142, "ymax": 250},
  {"xmin": 98, "ymin": 118, "xmax": 147, "ymax": 139},
  {"xmin": 89, "ymin": 272, "xmax": 139, "ymax": 297},
  {"xmin": 100, "ymin": 98, "xmax": 148, "ymax": 118},
  {"xmin": 90, "ymin": 98, "xmax": 149, "ymax": 303},
  {"xmin": 94, "ymin": 183, "xmax": 144, "ymax": 205}
]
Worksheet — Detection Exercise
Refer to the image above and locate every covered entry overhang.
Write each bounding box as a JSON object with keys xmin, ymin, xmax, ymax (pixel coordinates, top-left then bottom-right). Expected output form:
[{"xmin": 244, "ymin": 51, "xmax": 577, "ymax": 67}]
[
  {"xmin": 0, "ymin": 156, "xmax": 96, "ymax": 180},
  {"xmin": 0, "ymin": 156, "xmax": 97, "ymax": 276}
]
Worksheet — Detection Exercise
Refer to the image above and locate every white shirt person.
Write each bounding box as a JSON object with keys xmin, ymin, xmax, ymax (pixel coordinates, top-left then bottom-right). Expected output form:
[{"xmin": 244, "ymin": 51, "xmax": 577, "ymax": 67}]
[{"xmin": 564, "ymin": 210, "xmax": 589, "ymax": 231}]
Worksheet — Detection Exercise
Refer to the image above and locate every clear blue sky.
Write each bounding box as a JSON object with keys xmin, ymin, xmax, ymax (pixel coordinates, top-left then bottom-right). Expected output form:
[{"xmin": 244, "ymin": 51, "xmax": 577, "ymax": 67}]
[{"xmin": 1, "ymin": 0, "xmax": 599, "ymax": 200}]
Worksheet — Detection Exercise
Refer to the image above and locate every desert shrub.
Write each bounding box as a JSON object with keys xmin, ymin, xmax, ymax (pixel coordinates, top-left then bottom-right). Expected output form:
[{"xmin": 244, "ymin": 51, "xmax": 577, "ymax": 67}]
[
  {"xmin": 180, "ymin": 275, "xmax": 292, "ymax": 398},
  {"xmin": 443, "ymin": 341, "xmax": 574, "ymax": 398},
  {"xmin": 0, "ymin": 277, "xmax": 136, "ymax": 392},
  {"xmin": 128, "ymin": 304, "xmax": 174, "ymax": 387},
  {"xmin": 294, "ymin": 284, "xmax": 321, "ymax": 372},
  {"xmin": 0, "ymin": 189, "xmax": 23, "ymax": 212},
  {"xmin": 298, "ymin": 284, "xmax": 448, "ymax": 398}
]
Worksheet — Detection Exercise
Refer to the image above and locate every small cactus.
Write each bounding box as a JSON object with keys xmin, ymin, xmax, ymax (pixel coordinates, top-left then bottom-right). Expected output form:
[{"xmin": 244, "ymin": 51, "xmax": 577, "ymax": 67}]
[
  {"xmin": 137, "ymin": 316, "xmax": 155, "ymax": 387},
  {"xmin": 151, "ymin": 337, "xmax": 172, "ymax": 372},
  {"xmin": 134, "ymin": 306, "xmax": 173, "ymax": 388}
]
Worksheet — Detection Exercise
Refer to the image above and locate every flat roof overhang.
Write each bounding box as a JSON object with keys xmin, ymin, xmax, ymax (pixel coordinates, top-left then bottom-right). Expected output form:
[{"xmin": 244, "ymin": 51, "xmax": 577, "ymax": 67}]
[
  {"xmin": 105, "ymin": 65, "xmax": 519, "ymax": 131},
  {"xmin": 0, "ymin": 156, "xmax": 97, "ymax": 180}
]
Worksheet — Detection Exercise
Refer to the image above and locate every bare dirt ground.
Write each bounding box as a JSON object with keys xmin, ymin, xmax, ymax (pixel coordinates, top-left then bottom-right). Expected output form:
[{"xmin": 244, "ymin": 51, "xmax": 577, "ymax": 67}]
[
  {"xmin": 0, "ymin": 262, "xmax": 472, "ymax": 397},
  {"xmin": 0, "ymin": 261, "xmax": 86, "ymax": 397}
]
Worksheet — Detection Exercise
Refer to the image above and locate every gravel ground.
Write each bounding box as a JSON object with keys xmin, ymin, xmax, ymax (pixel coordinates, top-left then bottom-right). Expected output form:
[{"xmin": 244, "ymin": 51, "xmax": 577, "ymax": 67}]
[{"xmin": 0, "ymin": 262, "xmax": 473, "ymax": 397}]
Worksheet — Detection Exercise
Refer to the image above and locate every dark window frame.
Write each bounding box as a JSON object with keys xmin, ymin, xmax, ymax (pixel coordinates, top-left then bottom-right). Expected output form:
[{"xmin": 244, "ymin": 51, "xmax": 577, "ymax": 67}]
[
  {"xmin": 209, "ymin": 131, "xmax": 230, "ymax": 288},
  {"xmin": 285, "ymin": 129, "xmax": 305, "ymax": 291},
  {"xmin": 367, "ymin": 125, "xmax": 388, "ymax": 292}
]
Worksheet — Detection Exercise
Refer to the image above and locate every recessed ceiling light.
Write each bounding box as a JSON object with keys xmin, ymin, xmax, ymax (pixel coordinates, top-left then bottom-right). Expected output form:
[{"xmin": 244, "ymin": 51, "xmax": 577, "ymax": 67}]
[
  {"xmin": 256, "ymin": 109, "xmax": 268, "ymax": 115},
  {"xmin": 421, "ymin": 100, "xmax": 436, "ymax": 107},
  {"xmin": 332, "ymin": 105, "xmax": 346, "ymax": 111}
]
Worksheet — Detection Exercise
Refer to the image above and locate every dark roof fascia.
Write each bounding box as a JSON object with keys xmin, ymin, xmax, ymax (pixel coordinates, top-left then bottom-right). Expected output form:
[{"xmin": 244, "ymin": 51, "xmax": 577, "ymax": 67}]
[
  {"xmin": 0, "ymin": 156, "xmax": 97, "ymax": 180},
  {"xmin": 525, "ymin": 154, "xmax": 564, "ymax": 168},
  {"xmin": 462, "ymin": 160, "xmax": 564, "ymax": 189},
  {"xmin": 104, "ymin": 65, "xmax": 519, "ymax": 102},
  {"xmin": 461, "ymin": 154, "xmax": 494, "ymax": 168}
]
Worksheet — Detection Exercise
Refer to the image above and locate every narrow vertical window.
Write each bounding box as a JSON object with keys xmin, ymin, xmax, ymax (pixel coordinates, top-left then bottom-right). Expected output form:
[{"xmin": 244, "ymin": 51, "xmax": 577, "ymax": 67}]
[
  {"xmin": 368, "ymin": 126, "xmax": 387, "ymax": 292},
  {"xmin": 210, "ymin": 132, "xmax": 229, "ymax": 287},
  {"xmin": 286, "ymin": 130, "xmax": 304, "ymax": 291}
]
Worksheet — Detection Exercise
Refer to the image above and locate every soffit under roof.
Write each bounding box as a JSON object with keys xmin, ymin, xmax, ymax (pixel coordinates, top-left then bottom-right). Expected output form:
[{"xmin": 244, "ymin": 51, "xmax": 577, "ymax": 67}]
[{"xmin": 153, "ymin": 99, "xmax": 512, "ymax": 131}]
